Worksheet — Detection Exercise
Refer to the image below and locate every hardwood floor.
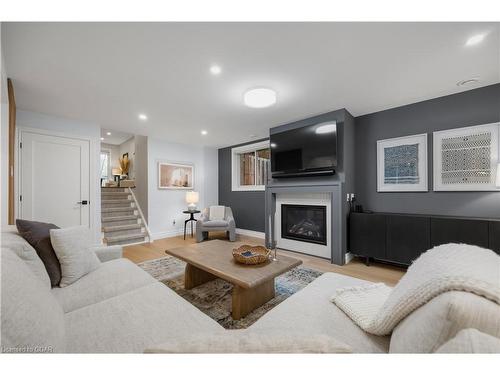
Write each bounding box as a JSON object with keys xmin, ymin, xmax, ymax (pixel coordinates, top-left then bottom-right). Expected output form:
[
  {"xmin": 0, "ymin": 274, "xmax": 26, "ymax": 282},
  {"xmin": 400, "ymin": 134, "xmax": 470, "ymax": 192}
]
[{"xmin": 123, "ymin": 232, "xmax": 405, "ymax": 286}]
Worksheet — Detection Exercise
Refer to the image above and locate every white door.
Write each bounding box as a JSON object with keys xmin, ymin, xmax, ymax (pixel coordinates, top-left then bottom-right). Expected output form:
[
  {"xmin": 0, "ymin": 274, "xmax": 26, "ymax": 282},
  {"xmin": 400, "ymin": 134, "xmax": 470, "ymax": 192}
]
[{"xmin": 20, "ymin": 131, "xmax": 91, "ymax": 228}]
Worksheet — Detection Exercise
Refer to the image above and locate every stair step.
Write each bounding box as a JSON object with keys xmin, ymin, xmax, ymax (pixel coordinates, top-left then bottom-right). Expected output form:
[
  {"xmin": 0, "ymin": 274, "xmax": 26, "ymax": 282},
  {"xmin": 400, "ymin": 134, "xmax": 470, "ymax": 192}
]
[
  {"xmin": 101, "ymin": 200, "xmax": 133, "ymax": 208},
  {"xmin": 101, "ymin": 215, "xmax": 139, "ymax": 222},
  {"xmin": 101, "ymin": 192, "xmax": 131, "ymax": 200},
  {"xmin": 102, "ymin": 207, "xmax": 135, "ymax": 213},
  {"xmin": 102, "ymin": 223, "xmax": 142, "ymax": 232},
  {"xmin": 104, "ymin": 233, "xmax": 147, "ymax": 245},
  {"xmin": 101, "ymin": 188, "xmax": 126, "ymax": 192}
]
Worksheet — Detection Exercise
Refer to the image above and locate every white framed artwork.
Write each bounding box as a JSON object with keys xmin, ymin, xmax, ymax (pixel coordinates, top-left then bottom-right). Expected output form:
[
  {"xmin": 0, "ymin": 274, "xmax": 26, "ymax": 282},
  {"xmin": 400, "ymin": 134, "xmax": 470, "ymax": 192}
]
[
  {"xmin": 433, "ymin": 123, "xmax": 500, "ymax": 191},
  {"xmin": 158, "ymin": 161, "xmax": 194, "ymax": 190},
  {"xmin": 377, "ymin": 133, "xmax": 428, "ymax": 192}
]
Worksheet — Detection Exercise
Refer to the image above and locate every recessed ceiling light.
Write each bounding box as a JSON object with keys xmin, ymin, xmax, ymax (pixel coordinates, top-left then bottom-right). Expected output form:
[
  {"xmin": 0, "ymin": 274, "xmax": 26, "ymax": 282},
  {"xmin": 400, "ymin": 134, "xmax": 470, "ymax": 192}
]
[
  {"xmin": 201, "ymin": 130, "xmax": 208, "ymax": 135},
  {"xmin": 100, "ymin": 137, "xmax": 104, "ymax": 141},
  {"xmin": 465, "ymin": 33, "xmax": 486, "ymax": 46},
  {"xmin": 138, "ymin": 113, "xmax": 148, "ymax": 121},
  {"xmin": 244, "ymin": 88, "xmax": 277, "ymax": 108},
  {"xmin": 457, "ymin": 78, "xmax": 480, "ymax": 87},
  {"xmin": 106, "ymin": 132, "xmax": 111, "ymax": 136},
  {"xmin": 210, "ymin": 65, "xmax": 222, "ymax": 75},
  {"xmin": 315, "ymin": 122, "xmax": 337, "ymax": 134}
]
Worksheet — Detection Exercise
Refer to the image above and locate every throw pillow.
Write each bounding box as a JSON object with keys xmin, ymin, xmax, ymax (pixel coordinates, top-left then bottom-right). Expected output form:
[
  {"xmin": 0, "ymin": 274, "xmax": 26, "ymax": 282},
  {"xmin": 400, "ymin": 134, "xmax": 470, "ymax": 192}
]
[
  {"xmin": 209, "ymin": 205, "xmax": 225, "ymax": 221},
  {"xmin": 49, "ymin": 226, "xmax": 101, "ymax": 287},
  {"xmin": 16, "ymin": 219, "xmax": 62, "ymax": 287},
  {"xmin": 144, "ymin": 332, "xmax": 352, "ymax": 353}
]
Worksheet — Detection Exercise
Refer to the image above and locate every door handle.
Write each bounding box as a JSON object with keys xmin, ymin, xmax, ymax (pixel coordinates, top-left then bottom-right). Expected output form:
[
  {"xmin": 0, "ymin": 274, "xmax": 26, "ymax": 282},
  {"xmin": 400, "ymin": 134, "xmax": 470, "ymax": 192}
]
[{"xmin": 77, "ymin": 200, "xmax": 89, "ymax": 205}]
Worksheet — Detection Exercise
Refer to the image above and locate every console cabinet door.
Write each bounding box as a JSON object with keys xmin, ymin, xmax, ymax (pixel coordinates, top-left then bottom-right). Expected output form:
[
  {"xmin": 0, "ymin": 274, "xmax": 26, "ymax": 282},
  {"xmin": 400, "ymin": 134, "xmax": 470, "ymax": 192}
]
[
  {"xmin": 349, "ymin": 213, "xmax": 386, "ymax": 259},
  {"xmin": 386, "ymin": 215, "xmax": 430, "ymax": 265},
  {"xmin": 431, "ymin": 218, "xmax": 489, "ymax": 248}
]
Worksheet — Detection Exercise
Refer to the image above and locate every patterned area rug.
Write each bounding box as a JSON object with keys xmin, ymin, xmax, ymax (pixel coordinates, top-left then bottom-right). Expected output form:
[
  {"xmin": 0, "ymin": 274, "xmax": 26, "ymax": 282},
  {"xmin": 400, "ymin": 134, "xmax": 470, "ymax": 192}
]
[{"xmin": 138, "ymin": 255, "xmax": 322, "ymax": 329}]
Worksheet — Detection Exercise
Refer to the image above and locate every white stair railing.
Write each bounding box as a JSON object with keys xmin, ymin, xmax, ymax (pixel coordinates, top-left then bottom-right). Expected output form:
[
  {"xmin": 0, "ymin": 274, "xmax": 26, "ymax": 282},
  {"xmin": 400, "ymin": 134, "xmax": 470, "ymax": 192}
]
[{"xmin": 127, "ymin": 187, "xmax": 153, "ymax": 243}]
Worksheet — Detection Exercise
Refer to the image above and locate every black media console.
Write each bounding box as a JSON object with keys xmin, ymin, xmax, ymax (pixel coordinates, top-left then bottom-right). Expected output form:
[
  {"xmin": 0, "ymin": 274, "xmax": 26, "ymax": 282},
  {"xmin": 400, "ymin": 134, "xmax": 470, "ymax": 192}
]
[{"xmin": 349, "ymin": 212, "xmax": 500, "ymax": 266}]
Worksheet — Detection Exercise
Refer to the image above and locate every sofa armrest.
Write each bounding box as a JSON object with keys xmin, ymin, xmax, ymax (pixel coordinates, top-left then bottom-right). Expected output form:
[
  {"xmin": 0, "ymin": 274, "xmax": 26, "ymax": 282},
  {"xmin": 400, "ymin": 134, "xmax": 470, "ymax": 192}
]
[{"xmin": 91, "ymin": 245, "xmax": 123, "ymax": 262}]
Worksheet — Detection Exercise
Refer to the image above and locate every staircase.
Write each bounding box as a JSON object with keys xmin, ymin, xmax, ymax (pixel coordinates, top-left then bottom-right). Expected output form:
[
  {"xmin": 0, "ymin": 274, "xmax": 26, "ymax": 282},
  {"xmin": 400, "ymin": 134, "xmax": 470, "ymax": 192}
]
[{"xmin": 101, "ymin": 187, "xmax": 150, "ymax": 246}]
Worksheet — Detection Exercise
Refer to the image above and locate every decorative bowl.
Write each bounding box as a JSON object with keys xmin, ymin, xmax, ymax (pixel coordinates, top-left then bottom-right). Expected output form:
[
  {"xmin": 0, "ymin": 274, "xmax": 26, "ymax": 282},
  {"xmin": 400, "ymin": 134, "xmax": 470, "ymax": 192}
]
[{"xmin": 232, "ymin": 245, "xmax": 271, "ymax": 265}]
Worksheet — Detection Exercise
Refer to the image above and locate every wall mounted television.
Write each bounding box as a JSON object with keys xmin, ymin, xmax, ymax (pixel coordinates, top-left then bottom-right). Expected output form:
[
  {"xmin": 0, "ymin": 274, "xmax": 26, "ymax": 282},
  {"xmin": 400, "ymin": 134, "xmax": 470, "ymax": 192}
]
[{"xmin": 270, "ymin": 121, "xmax": 337, "ymax": 178}]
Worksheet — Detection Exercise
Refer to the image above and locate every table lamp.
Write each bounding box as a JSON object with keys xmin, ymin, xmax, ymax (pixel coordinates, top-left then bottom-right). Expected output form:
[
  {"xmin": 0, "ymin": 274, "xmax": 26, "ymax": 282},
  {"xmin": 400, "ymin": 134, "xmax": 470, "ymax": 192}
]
[{"xmin": 186, "ymin": 191, "xmax": 199, "ymax": 212}]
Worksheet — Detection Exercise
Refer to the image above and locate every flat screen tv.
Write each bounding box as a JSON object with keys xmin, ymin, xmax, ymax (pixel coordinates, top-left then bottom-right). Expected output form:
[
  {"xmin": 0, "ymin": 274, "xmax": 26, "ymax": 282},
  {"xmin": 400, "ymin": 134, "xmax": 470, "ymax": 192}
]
[{"xmin": 270, "ymin": 121, "xmax": 337, "ymax": 178}]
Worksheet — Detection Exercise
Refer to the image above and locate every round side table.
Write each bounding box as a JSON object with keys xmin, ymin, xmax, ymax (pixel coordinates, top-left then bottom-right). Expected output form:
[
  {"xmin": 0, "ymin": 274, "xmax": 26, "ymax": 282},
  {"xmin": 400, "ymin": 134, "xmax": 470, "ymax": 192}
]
[{"xmin": 183, "ymin": 210, "xmax": 201, "ymax": 240}]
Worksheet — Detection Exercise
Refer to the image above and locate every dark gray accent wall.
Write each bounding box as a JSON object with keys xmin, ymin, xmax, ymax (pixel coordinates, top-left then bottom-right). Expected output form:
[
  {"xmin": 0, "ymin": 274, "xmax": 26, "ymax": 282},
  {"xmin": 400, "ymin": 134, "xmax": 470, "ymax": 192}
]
[
  {"xmin": 355, "ymin": 83, "xmax": 500, "ymax": 219},
  {"xmin": 218, "ymin": 139, "xmax": 267, "ymax": 232},
  {"xmin": 219, "ymin": 84, "xmax": 500, "ymax": 232}
]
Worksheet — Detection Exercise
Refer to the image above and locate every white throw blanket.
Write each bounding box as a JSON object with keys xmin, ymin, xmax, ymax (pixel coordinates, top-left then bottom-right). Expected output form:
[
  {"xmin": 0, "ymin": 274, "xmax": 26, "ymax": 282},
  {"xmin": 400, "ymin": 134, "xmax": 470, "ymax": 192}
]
[{"xmin": 332, "ymin": 243, "xmax": 500, "ymax": 336}]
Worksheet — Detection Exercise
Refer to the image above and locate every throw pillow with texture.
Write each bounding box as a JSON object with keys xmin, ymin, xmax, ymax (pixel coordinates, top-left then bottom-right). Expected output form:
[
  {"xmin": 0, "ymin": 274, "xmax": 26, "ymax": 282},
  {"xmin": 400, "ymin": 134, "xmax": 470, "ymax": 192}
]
[
  {"xmin": 49, "ymin": 226, "xmax": 101, "ymax": 287},
  {"xmin": 16, "ymin": 219, "xmax": 62, "ymax": 287},
  {"xmin": 209, "ymin": 205, "xmax": 225, "ymax": 221}
]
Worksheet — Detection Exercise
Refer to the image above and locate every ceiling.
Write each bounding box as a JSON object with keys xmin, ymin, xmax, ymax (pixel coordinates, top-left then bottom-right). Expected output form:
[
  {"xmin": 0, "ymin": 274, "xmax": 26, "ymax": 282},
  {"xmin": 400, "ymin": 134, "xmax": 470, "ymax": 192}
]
[
  {"xmin": 3, "ymin": 22, "xmax": 499, "ymax": 148},
  {"xmin": 100, "ymin": 128, "xmax": 133, "ymax": 145}
]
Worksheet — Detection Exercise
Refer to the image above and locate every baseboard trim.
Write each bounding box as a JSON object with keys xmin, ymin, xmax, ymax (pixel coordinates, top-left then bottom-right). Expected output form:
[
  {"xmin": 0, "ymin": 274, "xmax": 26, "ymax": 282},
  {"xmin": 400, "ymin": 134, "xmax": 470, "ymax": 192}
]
[
  {"xmin": 151, "ymin": 229, "xmax": 186, "ymax": 240},
  {"xmin": 235, "ymin": 228, "xmax": 265, "ymax": 239}
]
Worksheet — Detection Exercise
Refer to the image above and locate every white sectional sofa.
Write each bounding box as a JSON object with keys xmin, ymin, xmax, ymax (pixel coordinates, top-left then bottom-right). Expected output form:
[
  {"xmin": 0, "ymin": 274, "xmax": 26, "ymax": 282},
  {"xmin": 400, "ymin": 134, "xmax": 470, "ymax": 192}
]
[
  {"xmin": 2, "ymin": 227, "xmax": 499, "ymax": 353},
  {"xmin": 1, "ymin": 228, "xmax": 223, "ymax": 353}
]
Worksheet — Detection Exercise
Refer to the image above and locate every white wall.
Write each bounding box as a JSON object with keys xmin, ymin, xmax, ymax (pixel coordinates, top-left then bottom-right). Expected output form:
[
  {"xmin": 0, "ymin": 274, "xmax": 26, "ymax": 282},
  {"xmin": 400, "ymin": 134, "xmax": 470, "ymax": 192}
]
[
  {"xmin": 16, "ymin": 110, "xmax": 102, "ymax": 242},
  {"xmin": 147, "ymin": 137, "xmax": 218, "ymax": 239},
  {"xmin": 0, "ymin": 23, "xmax": 10, "ymax": 227},
  {"xmin": 133, "ymin": 135, "xmax": 148, "ymax": 220}
]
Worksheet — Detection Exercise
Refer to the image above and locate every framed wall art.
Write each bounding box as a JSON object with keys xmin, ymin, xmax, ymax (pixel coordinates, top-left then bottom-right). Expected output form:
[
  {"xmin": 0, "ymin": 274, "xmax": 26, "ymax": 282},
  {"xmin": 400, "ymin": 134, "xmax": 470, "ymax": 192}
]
[
  {"xmin": 377, "ymin": 133, "xmax": 428, "ymax": 192},
  {"xmin": 433, "ymin": 123, "xmax": 499, "ymax": 191},
  {"xmin": 158, "ymin": 161, "xmax": 194, "ymax": 190}
]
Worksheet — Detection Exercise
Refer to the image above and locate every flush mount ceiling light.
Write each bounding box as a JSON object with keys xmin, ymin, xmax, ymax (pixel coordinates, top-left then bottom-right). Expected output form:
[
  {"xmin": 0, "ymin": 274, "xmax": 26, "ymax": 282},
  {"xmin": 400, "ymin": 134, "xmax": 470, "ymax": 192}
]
[
  {"xmin": 457, "ymin": 78, "xmax": 480, "ymax": 87},
  {"xmin": 106, "ymin": 132, "xmax": 111, "ymax": 136},
  {"xmin": 138, "ymin": 113, "xmax": 148, "ymax": 121},
  {"xmin": 201, "ymin": 130, "xmax": 208, "ymax": 135},
  {"xmin": 465, "ymin": 33, "xmax": 486, "ymax": 46},
  {"xmin": 210, "ymin": 65, "xmax": 222, "ymax": 75},
  {"xmin": 100, "ymin": 137, "xmax": 104, "ymax": 141},
  {"xmin": 315, "ymin": 122, "xmax": 337, "ymax": 134},
  {"xmin": 244, "ymin": 88, "xmax": 277, "ymax": 108}
]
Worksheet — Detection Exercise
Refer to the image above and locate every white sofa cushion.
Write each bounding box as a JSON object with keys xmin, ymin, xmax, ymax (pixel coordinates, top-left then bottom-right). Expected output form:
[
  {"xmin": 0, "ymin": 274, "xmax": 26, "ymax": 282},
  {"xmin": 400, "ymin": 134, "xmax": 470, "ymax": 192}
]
[
  {"xmin": 64, "ymin": 283, "xmax": 224, "ymax": 353},
  {"xmin": 51, "ymin": 258, "xmax": 157, "ymax": 312},
  {"xmin": 248, "ymin": 272, "xmax": 390, "ymax": 353},
  {"xmin": 390, "ymin": 291, "xmax": 500, "ymax": 353},
  {"xmin": 1, "ymin": 248, "xmax": 65, "ymax": 353},
  {"xmin": 145, "ymin": 332, "xmax": 352, "ymax": 353},
  {"xmin": 50, "ymin": 226, "xmax": 101, "ymax": 287},
  {"xmin": 209, "ymin": 205, "xmax": 225, "ymax": 221},
  {"xmin": 436, "ymin": 329, "xmax": 500, "ymax": 353},
  {"xmin": 1, "ymin": 231, "xmax": 51, "ymax": 288}
]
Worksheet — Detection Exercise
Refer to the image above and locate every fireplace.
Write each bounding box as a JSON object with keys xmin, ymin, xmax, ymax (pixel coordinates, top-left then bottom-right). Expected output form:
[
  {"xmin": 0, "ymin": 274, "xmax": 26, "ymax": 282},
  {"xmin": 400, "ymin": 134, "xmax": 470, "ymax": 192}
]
[{"xmin": 281, "ymin": 204, "xmax": 327, "ymax": 245}]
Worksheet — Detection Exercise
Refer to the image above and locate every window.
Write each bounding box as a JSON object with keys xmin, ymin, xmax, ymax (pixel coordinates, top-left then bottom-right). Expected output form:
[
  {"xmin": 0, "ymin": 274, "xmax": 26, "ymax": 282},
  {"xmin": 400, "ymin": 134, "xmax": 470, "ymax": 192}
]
[
  {"xmin": 100, "ymin": 151, "xmax": 110, "ymax": 180},
  {"xmin": 231, "ymin": 140, "xmax": 270, "ymax": 191}
]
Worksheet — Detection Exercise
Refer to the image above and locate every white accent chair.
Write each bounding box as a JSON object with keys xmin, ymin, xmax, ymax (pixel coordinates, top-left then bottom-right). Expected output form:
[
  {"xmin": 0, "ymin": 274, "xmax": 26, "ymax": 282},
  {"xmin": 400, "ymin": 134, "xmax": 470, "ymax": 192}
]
[{"xmin": 196, "ymin": 206, "xmax": 236, "ymax": 242}]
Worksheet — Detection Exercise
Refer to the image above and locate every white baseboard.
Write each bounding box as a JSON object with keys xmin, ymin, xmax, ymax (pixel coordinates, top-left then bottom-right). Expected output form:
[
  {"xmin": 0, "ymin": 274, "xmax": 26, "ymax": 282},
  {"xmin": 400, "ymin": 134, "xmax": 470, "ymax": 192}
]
[
  {"xmin": 345, "ymin": 252, "xmax": 354, "ymax": 264},
  {"xmin": 235, "ymin": 228, "xmax": 265, "ymax": 239},
  {"xmin": 151, "ymin": 228, "xmax": 186, "ymax": 240}
]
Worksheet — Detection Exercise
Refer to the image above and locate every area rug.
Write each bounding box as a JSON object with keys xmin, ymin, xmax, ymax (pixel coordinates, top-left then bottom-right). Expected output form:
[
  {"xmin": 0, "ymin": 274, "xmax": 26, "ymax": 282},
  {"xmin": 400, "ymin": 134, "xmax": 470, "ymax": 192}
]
[{"xmin": 138, "ymin": 255, "xmax": 322, "ymax": 329}]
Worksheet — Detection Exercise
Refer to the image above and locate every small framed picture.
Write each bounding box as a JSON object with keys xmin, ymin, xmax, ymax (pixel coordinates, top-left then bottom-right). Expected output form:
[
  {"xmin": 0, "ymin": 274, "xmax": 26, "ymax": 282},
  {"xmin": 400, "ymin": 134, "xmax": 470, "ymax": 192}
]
[
  {"xmin": 377, "ymin": 133, "xmax": 428, "ymax": 192},
  {"xmin": 158, "ymin": 161, "xmax": 194, "ymax": 190}
]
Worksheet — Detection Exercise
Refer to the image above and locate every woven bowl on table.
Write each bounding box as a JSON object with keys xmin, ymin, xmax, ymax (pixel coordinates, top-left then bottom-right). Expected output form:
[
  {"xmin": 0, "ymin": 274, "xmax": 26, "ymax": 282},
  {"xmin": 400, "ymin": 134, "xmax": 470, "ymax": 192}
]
[{"xmin": 232, "ymin": 245, "xmax": 271, "ymax": 265}]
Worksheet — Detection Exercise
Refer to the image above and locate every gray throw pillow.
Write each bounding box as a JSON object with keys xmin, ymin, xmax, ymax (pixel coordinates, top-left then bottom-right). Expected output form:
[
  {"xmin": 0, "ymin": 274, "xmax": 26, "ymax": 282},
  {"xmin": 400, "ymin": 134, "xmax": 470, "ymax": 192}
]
[{"xmin": 16, "ymin": 219, "xmax": 62, "ymax": 287}]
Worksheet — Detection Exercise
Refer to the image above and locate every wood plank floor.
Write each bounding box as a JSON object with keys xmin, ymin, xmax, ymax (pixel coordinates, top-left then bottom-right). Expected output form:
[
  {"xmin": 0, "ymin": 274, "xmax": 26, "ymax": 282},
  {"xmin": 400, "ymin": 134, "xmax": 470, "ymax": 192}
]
[{"xmin": 123, "ymin": 232, "xmax": 405, "ymax": 286}]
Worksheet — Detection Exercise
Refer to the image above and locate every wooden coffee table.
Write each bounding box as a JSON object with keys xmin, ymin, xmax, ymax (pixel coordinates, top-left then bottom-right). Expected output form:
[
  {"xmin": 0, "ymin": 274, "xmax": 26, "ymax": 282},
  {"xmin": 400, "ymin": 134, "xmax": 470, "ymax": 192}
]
[{"xmin": 165, "ymin": 239, "xmax": 302, "ymax": 320}]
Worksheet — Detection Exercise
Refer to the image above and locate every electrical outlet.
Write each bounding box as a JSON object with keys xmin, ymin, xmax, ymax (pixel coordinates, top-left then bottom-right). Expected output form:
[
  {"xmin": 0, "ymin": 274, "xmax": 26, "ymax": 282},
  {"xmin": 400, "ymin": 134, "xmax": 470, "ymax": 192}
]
[{"xmin": 172, "ymin": 219, "xmax": 176, "ymax": 226}]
